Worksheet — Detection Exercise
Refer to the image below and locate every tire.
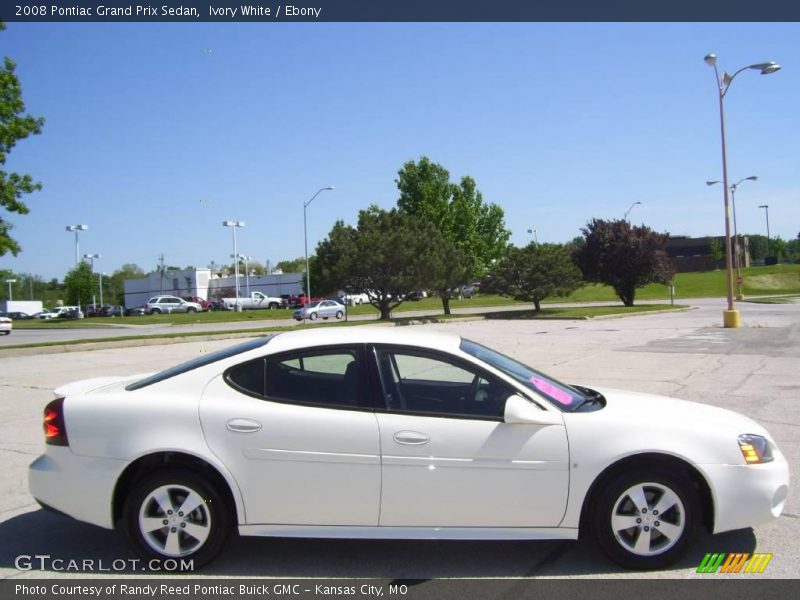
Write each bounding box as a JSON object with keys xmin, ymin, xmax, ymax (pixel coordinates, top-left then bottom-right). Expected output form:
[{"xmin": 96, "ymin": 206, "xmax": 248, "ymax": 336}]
[
  {"xmin": 268, "ymin": 302, "xmax": 278, "ymax": 310},
  {"xmin": 187, "ymin": 307, "xmax": 197, "ymax": 313},
  {"xmin": 309, "ymin": 312, "xmax": 318, "ymax": 321},
  {"xmin": 150, "ymin": 308, "xmax": 162, "ymax": 315},
  {"xmin": 123, "ymin": 468, "xmax": 230, "ymax": 569},
  {"xmin": 335, "ymin": 311, "xmax": 343, "ymax": 319},
  {"xmin": 592, "ymin": 467, "xmax": 698, "ymax": 569}
]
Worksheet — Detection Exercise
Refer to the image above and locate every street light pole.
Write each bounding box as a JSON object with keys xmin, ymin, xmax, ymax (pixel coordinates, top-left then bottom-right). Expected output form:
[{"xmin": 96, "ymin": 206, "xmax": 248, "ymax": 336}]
[
  {"xmin": 707, "ymin": 176, "xmax": 757, "ymax": 300},
  {"xmin": 704, "ymin": 53, "xmax": 780, "ymax": 328},
  {"xmin": 99, "ymin": 273, "xmax": 105, "ymax": 306},
  {"xmin": 223, "ymin": 221, "xmax": 245, "ymax": 311},
  {"xmin": 303, "ymin": 187, "xmax": 335, "ymax": 321},
  {"xmin": 84, "ymin": 253, "xmax": 100, "ymax": 308},
  {"xmin": 758, "ymin": 205, "xmax": 771, "ymax": 258},
  {"xmin": 624, "ymin": 201, "xmax": 642, "ymax": 221},
  {"xmin": 526, "ymin": 228, "xmax": 538, "ymax": 244},
  {"xmin": 65, "ymin": 225, "xmax": 88, "ymax": 266},
  {"xmin": 5, "ymin": 279, "xmax": 16, "ymax": 301}
]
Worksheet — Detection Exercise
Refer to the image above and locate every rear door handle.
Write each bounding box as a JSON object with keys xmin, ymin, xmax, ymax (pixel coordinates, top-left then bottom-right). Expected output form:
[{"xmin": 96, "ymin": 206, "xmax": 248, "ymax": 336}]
[
  {"xmin": 227, "ymin": 418, "xmax": 262, "ymax": 433},
  {"xmin": 393, "ymin": 430, "xmax": 430, "ymax": 445}
]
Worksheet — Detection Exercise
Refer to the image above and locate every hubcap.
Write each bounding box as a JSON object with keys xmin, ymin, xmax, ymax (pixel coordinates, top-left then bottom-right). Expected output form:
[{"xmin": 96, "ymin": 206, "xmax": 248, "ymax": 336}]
[
  {"xmin": 139, "ymin": 484, "xmax": 211, "ymax": 557},
  {"xmin": 610, "ymin": 482, "xmax": 685, "ymax": 556}
]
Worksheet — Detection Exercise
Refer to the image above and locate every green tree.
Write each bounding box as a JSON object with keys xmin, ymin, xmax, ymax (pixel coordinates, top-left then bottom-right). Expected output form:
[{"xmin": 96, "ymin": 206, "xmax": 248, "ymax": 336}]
[
  {"xmin": 275, "ymin": 257, "xmax": 307, "ymax": 273},
  {"xmin": 573, "ymin": 219, "xmax": 675, "ymax": 307},
  {"xmin": 708, "ymin": 237, "xmax": 724, "ymax": 267},
  {"xmin": 0, "ymin": 23, "xmax": 45, "ymax": 256},
  {"xmin": 63, "ymin": 262, "xmax": 96, "ymax": 307},
  {"xmin": 396, "ymin": 156, "xmax": 510, "ymax": 313},
  {"xmin": 109, "ymin": 263, "xmax": 145, "ymax": 305},
  {"xmin": 312, "ymin": 206, "xmax": 458, "ymax": 320},
  {"xmin": 483, "ymin": 243, "xmax": 583, "ymax": 311}
]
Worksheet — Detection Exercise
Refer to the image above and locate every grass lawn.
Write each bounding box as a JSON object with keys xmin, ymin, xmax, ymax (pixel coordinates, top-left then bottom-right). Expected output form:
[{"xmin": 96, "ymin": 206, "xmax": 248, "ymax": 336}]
[{"xmin": 483, "ymin": 304, "xmax": 686, "ymax": 320}]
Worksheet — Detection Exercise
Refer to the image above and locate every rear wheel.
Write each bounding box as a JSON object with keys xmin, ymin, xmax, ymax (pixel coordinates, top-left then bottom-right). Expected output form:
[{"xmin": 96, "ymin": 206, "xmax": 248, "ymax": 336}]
[
  {"xmin": 592, "ymin": 467, "xmax": 697, "ymax": 569},
  {"xmin": 268, "ymin": 302, "xmax": 278, "ymax": 310},
  {"xmin": 123, "ymin": 469, "xmax": 229, "ymax": 568},
  {"xmin": 187, "ymin": 307, "xmax": 197, "ymax": 313},
  {"xmin": 335, "ymin": 311, "xmax": 344, "ymax": 319},
  {"xmin": 309, "ymin": 312, "xmax": 318, "ymax": 321},
  {"xmin": 150, "ymin": 308, "xmax": 162, "ymax": 314}
]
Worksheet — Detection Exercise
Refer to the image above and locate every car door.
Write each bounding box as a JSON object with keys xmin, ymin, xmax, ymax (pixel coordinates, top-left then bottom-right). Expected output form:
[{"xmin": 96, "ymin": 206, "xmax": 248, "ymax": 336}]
[
  {"xmin": 372, "ymin": 346, "xmax": 570, "ymax": 528},
  {"xmin": 199, "ymin": 345, "xmax": 381, "ymax": 526}
]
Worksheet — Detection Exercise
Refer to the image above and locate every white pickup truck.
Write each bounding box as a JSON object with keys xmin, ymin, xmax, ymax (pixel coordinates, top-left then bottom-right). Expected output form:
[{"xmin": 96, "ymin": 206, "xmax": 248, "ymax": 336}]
[{"xmin": 221, "ymin": 291, "xmax": 283, "ymax": 310}]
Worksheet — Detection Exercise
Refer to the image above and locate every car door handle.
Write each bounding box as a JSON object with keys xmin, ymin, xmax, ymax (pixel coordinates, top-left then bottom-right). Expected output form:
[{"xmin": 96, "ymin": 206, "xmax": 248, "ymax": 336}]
[
  {"xmin": 393, "ymin": 430, "xmax": 430, "ymax": 445},
  {"xmin": 226, "ymin": 418, "xmax": 262, "ymax": 433}
]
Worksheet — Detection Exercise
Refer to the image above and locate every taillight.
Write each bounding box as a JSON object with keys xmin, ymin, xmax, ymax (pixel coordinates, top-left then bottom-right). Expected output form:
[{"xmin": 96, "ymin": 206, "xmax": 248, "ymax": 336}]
[{"xmin": 43, "ymin": 398, "xmax": 69, "ymax": 446}]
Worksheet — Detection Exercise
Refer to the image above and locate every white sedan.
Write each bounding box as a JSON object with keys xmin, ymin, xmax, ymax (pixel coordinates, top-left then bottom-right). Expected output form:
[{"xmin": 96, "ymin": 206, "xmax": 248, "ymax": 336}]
[
  {"xmin": 0, "ymin": 316, "xmax": 11, "ymax": 335},
  {"xmin": 293, "ymin": 299, "xmax": 345, "ymax": 321},
  {"xmin": 29, "ymin": 328, "xmax": 789, "ymax": 570}
]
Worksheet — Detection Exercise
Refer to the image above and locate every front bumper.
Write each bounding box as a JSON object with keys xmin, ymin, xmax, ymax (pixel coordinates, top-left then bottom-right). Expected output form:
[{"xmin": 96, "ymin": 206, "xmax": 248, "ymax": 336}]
[
  {"xmin": 29, "ymin": 447, "xmax": 127, "ymax": 530},
  {"xmin": 700, "ymin": 453, "xmax": 790, "ymax": 534}
]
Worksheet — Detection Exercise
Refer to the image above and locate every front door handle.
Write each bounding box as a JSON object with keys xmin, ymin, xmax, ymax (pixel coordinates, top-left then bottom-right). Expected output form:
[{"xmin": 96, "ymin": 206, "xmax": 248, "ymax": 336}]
[
  {"xmin": 227, "ymin": 418, "xmax": 262, "ymax": 433},
  {"xmin": 393, "ymin": 430, "xmax": 430, "ymax": 445}
]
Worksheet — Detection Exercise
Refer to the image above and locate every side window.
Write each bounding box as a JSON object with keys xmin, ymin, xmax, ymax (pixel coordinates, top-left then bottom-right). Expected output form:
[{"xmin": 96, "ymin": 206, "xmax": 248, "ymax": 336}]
[
  {"xmin": 376, "ymin": 349, "xmax": 510, "ymax": 420},
  {"xmin": 265, "ymin": 349, "xmax": 362, "ymax": 409},
  {"xmin": 225, "ymin": 358, "xmax": 266, "ymax": 397}
]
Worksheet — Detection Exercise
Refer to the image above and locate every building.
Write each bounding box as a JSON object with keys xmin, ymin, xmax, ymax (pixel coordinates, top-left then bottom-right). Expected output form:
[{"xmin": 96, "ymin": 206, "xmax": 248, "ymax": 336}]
[
  {"xmin": 666, "ymin": 236, "xmax": 750, "ymax": 273},
  {"xmin": 123, "ymin": 268, "xmax": 303, "ymax": 309}
]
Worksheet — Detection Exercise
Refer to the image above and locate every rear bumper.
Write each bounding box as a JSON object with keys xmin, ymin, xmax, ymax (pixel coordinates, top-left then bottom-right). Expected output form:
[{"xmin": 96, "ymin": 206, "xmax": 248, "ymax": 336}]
[
  {"xmin": 701, "ymin": 453, "xmax": 790, "ymax": 534},
  {"xmin": 29, "ymin": 447, "xmax": 127, "ymax": 530}
]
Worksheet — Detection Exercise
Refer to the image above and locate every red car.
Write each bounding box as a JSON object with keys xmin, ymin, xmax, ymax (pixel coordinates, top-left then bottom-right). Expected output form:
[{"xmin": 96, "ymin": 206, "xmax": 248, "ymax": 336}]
[{"xmin": 182, "ymin": 296, "xmax": 213, "ymax": 311}]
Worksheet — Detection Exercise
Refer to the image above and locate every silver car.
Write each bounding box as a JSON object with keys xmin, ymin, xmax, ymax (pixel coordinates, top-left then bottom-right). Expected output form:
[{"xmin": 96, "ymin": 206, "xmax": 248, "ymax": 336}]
[
  {"xmin": 145, "ymin": 296, "xmax": 202, "ymax": 314},
  {"xmin": 293, "ymin": 299, "xmax": 345, "ymax": 321}
]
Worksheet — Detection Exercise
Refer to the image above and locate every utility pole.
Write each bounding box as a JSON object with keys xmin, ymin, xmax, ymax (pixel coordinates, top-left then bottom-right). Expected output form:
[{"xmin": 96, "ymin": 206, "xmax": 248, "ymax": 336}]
[{"xmin": 158, "ymin": 254, "xmax": 166, "ymax": 295}]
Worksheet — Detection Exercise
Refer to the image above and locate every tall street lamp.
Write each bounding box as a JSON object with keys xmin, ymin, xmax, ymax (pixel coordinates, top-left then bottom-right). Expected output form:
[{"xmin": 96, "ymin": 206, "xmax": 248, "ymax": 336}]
[
  {"xmin": 223, "ymin": 221, "xmax": 245, "ymax": 311},
  {"xmin": 704, "ymin": 53, "xmax": 780, "ymax": 328},
  {"xmin": 99, "ymin": 272, "xmax": 105, "ymax": 307},
  {"xmin": 624, "ymin": 201, "xmax": 642, "ymax": 221},
  {"xmin": 231, "ymin": 254, "xmax": 253, "ymax": 298},
  {"xmin": 707, "ymin": 176, "xmax": 757, "ymax": 300},
  {"xmin": 5, "ymin": 278, "xmax": 17, "ymax": 301},
  {"xmin": 758, "ymin": 204, "xmax": 771, "ymax": 259},
  {"xmin": 526, "ymin": 228, "xmax": 539, "ymax": 244},
  {"xmin": 84, "ymin": 253, "xmax": 100, "ymax": 307},
  {"xmin": 65, "ymin": 225, "xmax": 88, "ymax": 266},
  {"xmin": 303, "ymin": 187, "xmax": 335, "ymax": 315}
]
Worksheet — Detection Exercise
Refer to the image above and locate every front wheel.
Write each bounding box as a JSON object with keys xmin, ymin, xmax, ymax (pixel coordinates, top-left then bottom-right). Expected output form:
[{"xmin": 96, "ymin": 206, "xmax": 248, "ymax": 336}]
[
  {"xmin": 592, "ymin": 467, "xmax": 697, "ymax": 570},
  {"xmin": 187, "ymin": 307, "xmax": 197, "ymax": 313},
  {"xmin": 309, "ymin": 312, "xmax": 318, "ymax": 321},
  {"xmin": 335, "ymin": 311, "xmax": 344, "ymax": 319},
  {"xmin": 123, "ymin": 469, "xmax": 229, "ymax": 569}
]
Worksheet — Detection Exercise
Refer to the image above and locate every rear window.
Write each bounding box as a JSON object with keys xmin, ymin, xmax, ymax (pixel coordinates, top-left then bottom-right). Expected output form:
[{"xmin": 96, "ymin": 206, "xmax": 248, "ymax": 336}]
[{"xmin": 126, "ymin": 336, "xmax": 274, "ymax": 391}]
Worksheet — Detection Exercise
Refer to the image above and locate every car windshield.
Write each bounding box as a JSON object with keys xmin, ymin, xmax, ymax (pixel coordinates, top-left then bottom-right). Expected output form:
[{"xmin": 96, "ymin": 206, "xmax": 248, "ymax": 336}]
[
  {"xmin": 460, "ymin": 338, "xmax": 585, "ymax": 411},
  {"xmin": 126, "ymin": 336, "xmax": 274, "ymax": 391}
]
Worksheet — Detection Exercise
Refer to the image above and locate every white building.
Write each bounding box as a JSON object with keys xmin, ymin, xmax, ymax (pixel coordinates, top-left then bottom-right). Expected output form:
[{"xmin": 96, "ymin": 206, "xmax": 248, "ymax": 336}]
[{"xmin": 123, "ymin": 268, "xmax": 303, "ymax": 309}]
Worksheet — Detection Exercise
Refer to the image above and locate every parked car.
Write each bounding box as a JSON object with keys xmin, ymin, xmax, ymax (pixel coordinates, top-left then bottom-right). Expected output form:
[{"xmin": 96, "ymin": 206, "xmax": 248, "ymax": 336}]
[
  {"xmin": 182, "ymin": 296, "xmax": 213, "ymax": 311},
  {"xmin": 0, "ymin": 311, "xmax": 32, "ymax": 320},
  {"xmin": 145, "ymin": 296, "xmax": 202, "ymax": 315},
  {"xmin": 0, "ymin": 316, "xmax": 11, "ymax": 335},
  {"xmin": 125, "ymin": 306, "xmax": 147, "ymax": 317},
  {"xmin": 29, "ymin": 328, "xmax": 789, "ymax": 570},
  {"xmin": 293, "ymin": 299, "xmax": 346, "ymax": 321},
  {"xmin": 38, "ymin": 306, "xmax": 80, "ymax": 320}
]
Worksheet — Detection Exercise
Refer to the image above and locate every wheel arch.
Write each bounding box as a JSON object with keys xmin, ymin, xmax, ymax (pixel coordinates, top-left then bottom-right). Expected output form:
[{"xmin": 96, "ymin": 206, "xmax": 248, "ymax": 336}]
[
  {"xmin": 578, "ymin": 452, "xmax": 715, "ymax": 537},
  {"xmin": 112, "ymin": 451, "xmax": 241, "ymax": 528}
]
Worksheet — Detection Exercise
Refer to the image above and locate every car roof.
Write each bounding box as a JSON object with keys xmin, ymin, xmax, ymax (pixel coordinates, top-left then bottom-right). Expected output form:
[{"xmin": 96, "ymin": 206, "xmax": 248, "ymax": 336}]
[{"xmin": 265, "ymin": 326, "xmax": 462, "ymax": 354}]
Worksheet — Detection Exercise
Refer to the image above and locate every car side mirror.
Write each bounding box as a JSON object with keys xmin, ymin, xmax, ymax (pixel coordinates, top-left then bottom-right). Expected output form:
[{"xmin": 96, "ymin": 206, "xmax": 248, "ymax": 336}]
[{"xmin": 504, "ymin": 394, "xmax": 564, "ymax": 426}]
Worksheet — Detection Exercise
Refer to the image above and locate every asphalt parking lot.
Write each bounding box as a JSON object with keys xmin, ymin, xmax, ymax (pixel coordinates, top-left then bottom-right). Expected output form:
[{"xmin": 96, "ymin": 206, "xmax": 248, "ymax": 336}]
[{"xmin": 0, "ymin": 298, "xmax": 797, "ymax": 580}]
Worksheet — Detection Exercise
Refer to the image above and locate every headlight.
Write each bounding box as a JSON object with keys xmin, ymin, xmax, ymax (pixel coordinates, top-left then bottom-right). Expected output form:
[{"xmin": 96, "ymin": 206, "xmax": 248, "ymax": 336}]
[{"xmin": 738, "ymin": 434, "xmax": 773, "ymax": 464}]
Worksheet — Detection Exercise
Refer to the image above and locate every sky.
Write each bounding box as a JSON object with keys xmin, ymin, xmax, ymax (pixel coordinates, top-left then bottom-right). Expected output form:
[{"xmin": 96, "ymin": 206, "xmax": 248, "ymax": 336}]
[{"xmin": 1, "ymin": 22, "xmax": 798, "ymax": 280}]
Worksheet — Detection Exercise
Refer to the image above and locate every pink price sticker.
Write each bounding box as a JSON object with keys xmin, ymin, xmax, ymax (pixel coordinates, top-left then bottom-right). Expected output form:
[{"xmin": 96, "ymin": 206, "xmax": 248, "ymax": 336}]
[{"xmin": 530, "ymin": 377, "xmax": 573, "ymax": 406}]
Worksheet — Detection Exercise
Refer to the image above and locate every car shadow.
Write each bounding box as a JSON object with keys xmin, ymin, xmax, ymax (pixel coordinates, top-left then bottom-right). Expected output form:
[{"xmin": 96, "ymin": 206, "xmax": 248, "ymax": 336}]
[{"xmin": 0, "ymin": 509, "xmax": 756, "ymax": 577}]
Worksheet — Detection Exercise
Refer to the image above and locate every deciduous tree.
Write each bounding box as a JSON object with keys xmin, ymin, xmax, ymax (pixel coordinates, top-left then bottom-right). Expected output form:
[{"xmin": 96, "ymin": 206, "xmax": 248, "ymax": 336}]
[
  {"xmin": 396, "ymin": 157, "xmax": 509, "ymax": 313},
  {"xmin": 63, "ymin": 262, "xmax": 95, "ymax": 307},
  {"xmin": 573, "ymin": 219, "xmax": 675, "ymax": 307},
  {"xmin": 0, "ymin": 23, "xmax": 45, "ymax": 256},
  {"xmin": 312, "ymin": 206, "xmax": 462, "ymax": 320},
  {"xmin": 483, "ymin": 243, "xmax": 583, "ymax": 311}
]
